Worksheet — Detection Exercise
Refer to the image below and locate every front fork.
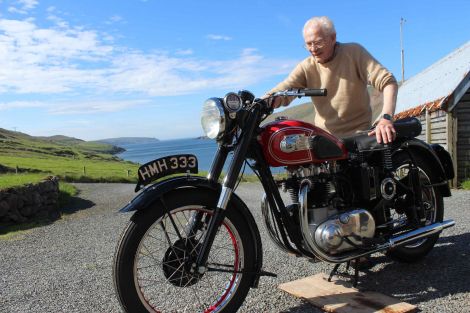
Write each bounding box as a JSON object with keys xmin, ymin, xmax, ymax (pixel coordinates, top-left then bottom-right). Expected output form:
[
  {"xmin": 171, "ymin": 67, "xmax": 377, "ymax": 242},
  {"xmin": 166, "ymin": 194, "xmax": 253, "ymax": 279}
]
[{"xmin": 192, "ymin": 109, "xmax": 261, "ymax": 273}]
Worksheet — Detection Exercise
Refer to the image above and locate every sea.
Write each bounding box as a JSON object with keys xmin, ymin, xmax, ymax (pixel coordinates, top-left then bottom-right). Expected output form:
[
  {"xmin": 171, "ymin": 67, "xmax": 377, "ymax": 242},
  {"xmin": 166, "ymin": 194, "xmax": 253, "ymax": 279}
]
[
  {"xmin": 117, "ymin": 138, "xmax": 218, "ymax": 172},
  {"xmin": 116, "ymin": 138, "xmax": 283, "ymax": 175}
]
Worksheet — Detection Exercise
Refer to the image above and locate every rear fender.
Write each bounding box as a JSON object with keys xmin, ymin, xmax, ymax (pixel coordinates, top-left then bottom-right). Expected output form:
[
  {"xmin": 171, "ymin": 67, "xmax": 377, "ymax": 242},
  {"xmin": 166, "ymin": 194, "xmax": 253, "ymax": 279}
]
[
  {"xmin": 120, "ymin": 175, "xmax": 264, "ymax": 287},
  {"xmin": 395, "ymin": 139, "xmax": 452, "ymax": 197},
  {"xmin": 430, "ymin": 144, "xmax": 455, "ymax": 180}
]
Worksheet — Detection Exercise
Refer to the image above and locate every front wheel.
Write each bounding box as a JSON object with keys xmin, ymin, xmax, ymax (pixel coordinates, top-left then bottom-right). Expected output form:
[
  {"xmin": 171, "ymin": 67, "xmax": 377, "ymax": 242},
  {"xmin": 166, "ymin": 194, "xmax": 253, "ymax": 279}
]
[{"xmin": 113, "ymin": 189, "xmax": 257, "ymax": 313}]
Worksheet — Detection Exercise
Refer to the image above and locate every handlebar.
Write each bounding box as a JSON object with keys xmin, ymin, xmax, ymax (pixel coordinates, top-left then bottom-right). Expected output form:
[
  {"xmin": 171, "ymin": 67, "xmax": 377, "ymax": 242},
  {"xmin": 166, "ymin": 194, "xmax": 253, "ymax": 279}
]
[
  {"xmin": 270, "ymin": 88, "xmax": 327, "ymax": 98},
  {"xmin": 252, "ymin": 88, "xmax": 328, "ymax": 117}
]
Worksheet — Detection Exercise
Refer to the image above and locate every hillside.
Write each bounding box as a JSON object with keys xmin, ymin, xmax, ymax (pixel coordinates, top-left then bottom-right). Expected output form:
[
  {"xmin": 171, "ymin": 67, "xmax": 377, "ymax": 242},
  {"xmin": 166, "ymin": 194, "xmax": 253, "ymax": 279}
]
[
  {"xmin": 0, "ymin": 128, "xmax": 138, "ymax": 182},
  {"xmin": 264, "ymin": 101, "xmax": 315, "ymax": 124},
  {"xmin": 95, "ymin": 137, "xmax": 159, "ymax": 146},
  {"xmin": 264, "ymin": 87, "xmax": 383, "ymax": 125},
  {"xmin": 0, "ymin": 128, "xmax": 124, "ymax": 163}
]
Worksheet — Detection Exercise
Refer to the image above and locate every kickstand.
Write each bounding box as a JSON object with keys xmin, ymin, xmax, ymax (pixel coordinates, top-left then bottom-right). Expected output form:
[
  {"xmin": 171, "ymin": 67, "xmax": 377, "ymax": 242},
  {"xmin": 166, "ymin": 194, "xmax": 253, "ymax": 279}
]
[
  {"xmin": 353, "ymin": 260, "xmax": 359, "ymax": 287},
  {"xmin": 328, "ymin": 263, "xmax": 341, "ymax": 282},
  {"xmin": 327, "ymin": 258, "xmax": 360, "ymax": 287}
]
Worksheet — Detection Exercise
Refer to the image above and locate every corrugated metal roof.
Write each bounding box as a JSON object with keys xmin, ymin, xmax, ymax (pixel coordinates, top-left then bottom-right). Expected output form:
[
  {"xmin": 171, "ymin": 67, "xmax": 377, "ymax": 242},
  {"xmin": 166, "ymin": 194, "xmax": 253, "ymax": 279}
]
[
  {"xmin": 396, "ymin": 40, "xmax": 470, "ymax": 114},
  {"xmin": 394, "ymin": 98, "xmax": 443, "ymax": 120}
]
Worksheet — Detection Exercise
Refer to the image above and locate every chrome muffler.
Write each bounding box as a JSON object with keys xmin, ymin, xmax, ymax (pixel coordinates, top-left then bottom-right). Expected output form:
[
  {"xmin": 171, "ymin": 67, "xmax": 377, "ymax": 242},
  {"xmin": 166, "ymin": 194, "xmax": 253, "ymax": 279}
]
[
  {"xmin": 388, "ymin": 219, "xmax": 455, "ymax": 248},
  {"xmin": 305, "ymin": 218, "xmax": 455, "ymax": 264}
]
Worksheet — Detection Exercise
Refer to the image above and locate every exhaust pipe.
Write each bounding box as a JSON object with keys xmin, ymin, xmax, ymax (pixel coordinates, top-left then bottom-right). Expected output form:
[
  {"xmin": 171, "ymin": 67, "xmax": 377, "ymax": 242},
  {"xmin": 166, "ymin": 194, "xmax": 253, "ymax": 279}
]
[
  {"xmin": 305, "ymin": 218, "xmax": 455, "ymax": 263},
  {"xmin": 389, "ymin": 219, "xmax": 455, "ymax": 248}
]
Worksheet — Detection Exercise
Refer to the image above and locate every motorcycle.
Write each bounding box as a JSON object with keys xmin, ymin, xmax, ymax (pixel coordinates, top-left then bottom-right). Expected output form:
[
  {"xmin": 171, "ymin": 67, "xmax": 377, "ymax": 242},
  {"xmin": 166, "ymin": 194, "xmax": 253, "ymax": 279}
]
[{"xmin": 113, "ymin": 88, "xmax": 455, "ymax": 312}]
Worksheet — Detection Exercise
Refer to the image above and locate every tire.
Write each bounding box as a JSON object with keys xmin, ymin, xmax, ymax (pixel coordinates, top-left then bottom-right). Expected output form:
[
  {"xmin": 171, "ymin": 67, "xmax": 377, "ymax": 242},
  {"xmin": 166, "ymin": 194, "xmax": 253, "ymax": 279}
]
[
  {"xmin": 113, "ymin": 188, "xmax": 257, "ymax": 313},
  {"xmin": 386, "ymin": 151, "xmax": 444, "ymax": 263}
]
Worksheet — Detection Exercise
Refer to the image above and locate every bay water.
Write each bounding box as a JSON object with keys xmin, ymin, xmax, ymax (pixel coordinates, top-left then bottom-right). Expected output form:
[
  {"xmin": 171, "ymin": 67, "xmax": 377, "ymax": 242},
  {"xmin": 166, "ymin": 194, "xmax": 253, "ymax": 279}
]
[
  {"xmin": 116, "ymin": 138, "xmax": 285, "ymax": 175},
  {"xmin": 117, "ymin": 138, "xmax": 218, "ymax": 172}
]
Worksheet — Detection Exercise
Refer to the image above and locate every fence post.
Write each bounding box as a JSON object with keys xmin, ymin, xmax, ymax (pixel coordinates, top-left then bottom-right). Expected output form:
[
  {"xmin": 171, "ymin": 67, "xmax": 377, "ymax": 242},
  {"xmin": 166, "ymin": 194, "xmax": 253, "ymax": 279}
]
[
  {"xmin": 83, "ymin": 166, "xmax": 86, "ymax": 175},
  {"xmin": 16, "ymin": 165, "xmax": 19, "ymax": 174},
  {"xmin": 127, "ymin": 169, "xmax": 130, "ymax": 177}
]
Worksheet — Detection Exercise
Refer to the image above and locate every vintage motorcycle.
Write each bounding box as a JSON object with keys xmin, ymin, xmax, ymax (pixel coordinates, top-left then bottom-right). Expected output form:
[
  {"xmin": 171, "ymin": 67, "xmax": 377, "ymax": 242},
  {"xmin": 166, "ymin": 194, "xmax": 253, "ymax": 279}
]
[{"xmin": 113, "ymin": 88, "xmax": 455, "ymax": 312}]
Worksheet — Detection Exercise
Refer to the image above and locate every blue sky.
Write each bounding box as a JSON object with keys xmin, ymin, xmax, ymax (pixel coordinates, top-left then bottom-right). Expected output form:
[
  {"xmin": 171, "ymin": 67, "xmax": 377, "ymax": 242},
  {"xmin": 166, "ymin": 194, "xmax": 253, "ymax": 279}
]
[{"xmin": 0, "ymin": 0, "xmax": 469, "ymax": 140}]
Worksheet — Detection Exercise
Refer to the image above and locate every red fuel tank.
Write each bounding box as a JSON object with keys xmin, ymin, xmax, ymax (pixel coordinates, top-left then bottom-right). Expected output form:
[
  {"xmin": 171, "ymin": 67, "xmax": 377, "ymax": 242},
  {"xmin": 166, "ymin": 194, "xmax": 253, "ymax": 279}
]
[{"xmin": 258, "ymin": 119, "xmax": 348, "ymax": 167}]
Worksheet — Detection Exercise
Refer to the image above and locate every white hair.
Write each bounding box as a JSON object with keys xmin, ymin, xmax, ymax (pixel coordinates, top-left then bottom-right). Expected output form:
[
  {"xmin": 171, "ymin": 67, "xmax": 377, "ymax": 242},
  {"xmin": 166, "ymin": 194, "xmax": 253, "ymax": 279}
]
[{"xmin": 303, "ymin": 16, "xmax": 336, "ymax": 36}]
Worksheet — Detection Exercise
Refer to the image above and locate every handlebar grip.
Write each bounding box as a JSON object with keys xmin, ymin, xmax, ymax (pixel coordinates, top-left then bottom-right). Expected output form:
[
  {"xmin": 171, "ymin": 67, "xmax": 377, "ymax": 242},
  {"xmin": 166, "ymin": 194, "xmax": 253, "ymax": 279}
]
[{"xmin": 302, "ymin": 88, "xmax": 327, "ymax": 97}]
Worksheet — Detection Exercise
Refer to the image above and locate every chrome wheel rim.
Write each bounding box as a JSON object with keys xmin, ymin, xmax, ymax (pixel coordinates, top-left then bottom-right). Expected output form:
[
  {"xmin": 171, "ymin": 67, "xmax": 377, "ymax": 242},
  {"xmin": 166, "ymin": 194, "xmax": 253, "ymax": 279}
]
[{"xmin": 133, "ymin": 206, "xmax": 244, "ymax": 312}]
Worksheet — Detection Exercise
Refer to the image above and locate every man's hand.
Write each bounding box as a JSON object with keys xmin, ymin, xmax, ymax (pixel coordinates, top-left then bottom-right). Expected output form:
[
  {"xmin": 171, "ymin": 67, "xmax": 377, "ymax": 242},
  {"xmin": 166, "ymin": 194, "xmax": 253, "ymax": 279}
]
[
  {"xmin": 261, "ymin": 94, "xmax": 286, "ymax": 109},
  {"xmin": 368, "ymin": 118, "xmax": 396, "ymax": 144}
]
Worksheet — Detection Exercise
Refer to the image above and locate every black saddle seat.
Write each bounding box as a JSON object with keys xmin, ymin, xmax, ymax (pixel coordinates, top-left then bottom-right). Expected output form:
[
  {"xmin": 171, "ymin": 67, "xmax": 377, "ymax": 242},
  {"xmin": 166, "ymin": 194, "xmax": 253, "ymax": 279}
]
[{"xmin": 342, "ymin": 117, "xmax": 422, "ymax": 152}]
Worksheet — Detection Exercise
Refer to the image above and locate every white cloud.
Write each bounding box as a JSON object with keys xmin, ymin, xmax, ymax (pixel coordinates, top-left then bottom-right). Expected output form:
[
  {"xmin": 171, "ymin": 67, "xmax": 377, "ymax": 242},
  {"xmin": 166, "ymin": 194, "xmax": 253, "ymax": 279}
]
[
  {"xmin": 7, "ymin": 0, "xmax": 38, "ymax": 14},
  {"xmin": 18, "ymin": 0, "xmax": 38, "ymax": 10},
  {"xmin": 0, "ymin": 100, "xmax": 45, "ymax": 110},
  {"xmin": 206, "ymin": 34, "xmax": 232, "ymax": 41},
  {"xmin": 48, "ymin": 99, "xmax": 151, "ymax": 114},
  {"xmin": 0, "ymin": 15, "xmax": 296, "ymax": 108},
  {"xmin": 175, "ymin": 49, "xmax": 193, "ymax": 56},
  {"xmin": 0, "ymin": 99, "xmax": 150, "ymax": 114},
  {"xmin": 0, "ymin": 18, "xmax": 113, "ymax": 93},
  {"xmin": 105, "ymin": 15, "xmax": 123, "ymax": 25},
  {"xmin": 102, "ymin": 49, "xmax": 296, "ymax": 96}
]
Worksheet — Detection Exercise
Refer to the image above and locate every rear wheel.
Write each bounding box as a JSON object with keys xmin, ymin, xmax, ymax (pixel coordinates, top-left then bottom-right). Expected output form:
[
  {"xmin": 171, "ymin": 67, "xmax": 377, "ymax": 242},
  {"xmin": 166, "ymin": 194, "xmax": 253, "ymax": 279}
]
[
  {"xmin": 113, "ymin": 189, "xmax": 256, "ymax": 312},
  {"xmin": 386, "ymin": 152, "xmax": 444, "ymax": 263}
]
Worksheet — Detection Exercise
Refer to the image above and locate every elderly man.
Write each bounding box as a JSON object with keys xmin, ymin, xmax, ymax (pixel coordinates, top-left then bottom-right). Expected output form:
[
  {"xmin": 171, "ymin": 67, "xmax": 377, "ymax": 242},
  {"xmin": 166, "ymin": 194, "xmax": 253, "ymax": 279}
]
[{"xmin": 267, "ymin": 16, "xmax": 398, "ymax": 144}]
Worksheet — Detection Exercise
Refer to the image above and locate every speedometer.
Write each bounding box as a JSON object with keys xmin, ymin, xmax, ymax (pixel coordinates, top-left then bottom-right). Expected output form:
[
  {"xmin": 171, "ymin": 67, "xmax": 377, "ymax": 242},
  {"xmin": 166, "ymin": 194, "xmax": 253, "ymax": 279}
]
[{"xmin": 223, "ymin": 92, "xmax": 242, "ymax": 112}]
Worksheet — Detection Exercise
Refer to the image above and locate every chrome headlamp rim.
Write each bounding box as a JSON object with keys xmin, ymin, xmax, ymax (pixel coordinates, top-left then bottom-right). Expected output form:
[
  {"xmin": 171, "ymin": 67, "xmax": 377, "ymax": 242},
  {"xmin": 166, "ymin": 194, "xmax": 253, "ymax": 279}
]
[{"xmin": 201, "ymin": 97, "xmax": 226, "ymax": 140}]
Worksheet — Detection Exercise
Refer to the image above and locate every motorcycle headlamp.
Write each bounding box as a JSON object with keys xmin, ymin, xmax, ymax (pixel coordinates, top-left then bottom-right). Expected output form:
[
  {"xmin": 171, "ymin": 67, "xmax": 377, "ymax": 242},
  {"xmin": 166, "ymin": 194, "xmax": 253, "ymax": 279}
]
[{"xmin": 201, "ymin": 98, "xmax": 226, "ymax": 140}]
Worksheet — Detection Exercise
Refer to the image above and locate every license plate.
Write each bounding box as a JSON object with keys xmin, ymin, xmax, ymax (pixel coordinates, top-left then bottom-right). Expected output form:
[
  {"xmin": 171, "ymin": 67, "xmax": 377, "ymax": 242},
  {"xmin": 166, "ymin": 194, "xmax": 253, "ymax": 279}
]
[{"xmin": 136, "ymin": 154, "xmax": 198, "ymax": 190}]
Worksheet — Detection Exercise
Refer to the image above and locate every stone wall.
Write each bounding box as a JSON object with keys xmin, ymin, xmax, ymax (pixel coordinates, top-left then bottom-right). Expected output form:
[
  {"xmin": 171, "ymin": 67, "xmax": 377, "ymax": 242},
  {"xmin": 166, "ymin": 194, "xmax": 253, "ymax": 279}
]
[{"xmin": 0, "ymin": 177, "xmax": 59, "ymax": 224}]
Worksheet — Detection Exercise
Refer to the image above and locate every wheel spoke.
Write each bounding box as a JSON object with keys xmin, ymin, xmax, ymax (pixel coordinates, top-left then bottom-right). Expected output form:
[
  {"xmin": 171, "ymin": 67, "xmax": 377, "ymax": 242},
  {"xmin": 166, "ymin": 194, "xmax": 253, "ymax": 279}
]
[
  {"xmin": 129, "ymin": 206, "xmax": 244, "ymax": 312},
  {"xmin": 391, "ymin": 161, "xmax": 438, "ymax": 247}
]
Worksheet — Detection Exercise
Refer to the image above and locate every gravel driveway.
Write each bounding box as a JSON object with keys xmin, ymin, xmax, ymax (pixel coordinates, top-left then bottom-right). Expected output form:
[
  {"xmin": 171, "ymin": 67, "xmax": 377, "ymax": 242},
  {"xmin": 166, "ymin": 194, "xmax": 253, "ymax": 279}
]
[{"xmin": 0, "ymin": 182, "xmax": 469, "ymax": 313}]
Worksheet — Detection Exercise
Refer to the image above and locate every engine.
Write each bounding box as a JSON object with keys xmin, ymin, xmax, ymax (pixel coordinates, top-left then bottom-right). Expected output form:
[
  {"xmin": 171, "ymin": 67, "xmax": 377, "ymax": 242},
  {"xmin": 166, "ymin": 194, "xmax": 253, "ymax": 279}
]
[
  {"xmin": 313, "ymin": 209, "xmax": 375, "ymax": 254},
  {"xmin": 286, "ymin": 163, "xmax": 376, "ymax": 255}
]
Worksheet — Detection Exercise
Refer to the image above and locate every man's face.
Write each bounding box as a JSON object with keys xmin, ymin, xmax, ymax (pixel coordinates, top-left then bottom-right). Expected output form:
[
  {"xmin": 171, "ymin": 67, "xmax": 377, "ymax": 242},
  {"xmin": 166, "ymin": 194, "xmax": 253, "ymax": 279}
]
[{"xmin": 303, "ymin": 25, "xmax": 336, "ymax": 64}]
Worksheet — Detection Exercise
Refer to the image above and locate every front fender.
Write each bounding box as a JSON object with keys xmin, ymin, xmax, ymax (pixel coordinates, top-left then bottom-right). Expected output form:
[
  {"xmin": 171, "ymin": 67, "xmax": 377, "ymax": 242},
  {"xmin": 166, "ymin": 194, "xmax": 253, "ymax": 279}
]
[
  {"xmin": 120, "ymin": 176, "xmax": 219, "ymax": 213},
  {"xmin": 120, "ymin": 175, "xmax": 264, "ymax": 287}
]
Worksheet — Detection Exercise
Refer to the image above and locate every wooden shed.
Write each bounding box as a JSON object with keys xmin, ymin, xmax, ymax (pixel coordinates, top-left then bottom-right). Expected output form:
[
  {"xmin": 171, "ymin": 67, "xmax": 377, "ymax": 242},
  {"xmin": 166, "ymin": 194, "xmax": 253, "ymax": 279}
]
[{"xmin": 395, "ymin": 41, "xmax": 470, "ymax": 187}]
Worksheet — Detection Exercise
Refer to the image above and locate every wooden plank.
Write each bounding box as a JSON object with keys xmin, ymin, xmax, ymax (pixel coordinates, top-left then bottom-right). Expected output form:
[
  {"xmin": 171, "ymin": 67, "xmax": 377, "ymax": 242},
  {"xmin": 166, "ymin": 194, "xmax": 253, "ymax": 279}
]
[
  {"xmin": 446, "ymin": 113, "xmax": 457, "ymax": 186},
  {"xmin": 425, "ymin": 109, "xmax": 431, "ymax": 143},
  {"xmin": 430, "ymin": 122, "xmax": 447, "ymax": 127},
  {"xmin": 279, "ymin": 273, "xmax": 417, "ymax": 313},
  {"xmin": 416, "ymin": 134, "xmax": 426, "ymax": 142},
  {"xmin": 430, "ymin": 126, "xmax": 447, "ymax": 133},
  {"xmin": 430, "ymin": 115, "xmax": 446, "ymax": 120},
  {"xmin": 431, "ymin": 133, "xmax": 448, "ymax": 141},
  {"xmin": 430, "ymin": 128, "xmax": 446, "ymax": 134}
]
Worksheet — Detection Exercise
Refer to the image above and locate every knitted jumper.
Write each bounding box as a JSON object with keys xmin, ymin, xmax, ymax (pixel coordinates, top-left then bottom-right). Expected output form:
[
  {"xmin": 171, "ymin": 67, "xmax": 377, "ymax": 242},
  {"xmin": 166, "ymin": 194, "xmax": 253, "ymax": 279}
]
[{"xmin": 269, "ymin": 42, "xmax": 397, "ymax": 137}]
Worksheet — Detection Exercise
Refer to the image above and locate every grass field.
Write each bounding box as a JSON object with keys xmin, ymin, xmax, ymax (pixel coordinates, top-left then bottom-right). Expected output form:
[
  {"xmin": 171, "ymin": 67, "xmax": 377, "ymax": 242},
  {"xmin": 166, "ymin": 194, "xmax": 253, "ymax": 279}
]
[
  {"xmin": 0, "ymin": 173, "xmax": 47, "ymax": 189},
  {"xmin": 462, "ymin": 179, "xmax": 470, "ymax": 190},
  {"xmin": 0, "ymin": 127, "xmax": 141, "ymax": 185},
  {"xmin": 0, "ymin": 155, "xmax": 140, "ymax": 183}
]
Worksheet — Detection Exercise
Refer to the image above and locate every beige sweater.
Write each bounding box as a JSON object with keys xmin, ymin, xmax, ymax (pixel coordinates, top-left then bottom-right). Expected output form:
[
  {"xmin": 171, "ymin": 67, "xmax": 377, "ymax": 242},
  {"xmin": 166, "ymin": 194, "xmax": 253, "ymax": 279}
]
[{"xmin": 270, "ymin": 42, "xmax": 397, "ymax": 137}]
